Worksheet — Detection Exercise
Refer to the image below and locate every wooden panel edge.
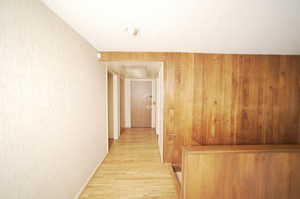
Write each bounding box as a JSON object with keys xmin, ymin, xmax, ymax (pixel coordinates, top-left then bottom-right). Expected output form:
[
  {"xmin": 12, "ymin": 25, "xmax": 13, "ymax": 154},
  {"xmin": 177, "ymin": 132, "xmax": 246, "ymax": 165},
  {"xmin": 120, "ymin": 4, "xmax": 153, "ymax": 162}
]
[
  {"xmin": 166, "ymin": 163, "xmax": 181, "ymax": 199},
  {"xmin": 183, "ymin": 144, "xmax": 300, "ymax": 154}
]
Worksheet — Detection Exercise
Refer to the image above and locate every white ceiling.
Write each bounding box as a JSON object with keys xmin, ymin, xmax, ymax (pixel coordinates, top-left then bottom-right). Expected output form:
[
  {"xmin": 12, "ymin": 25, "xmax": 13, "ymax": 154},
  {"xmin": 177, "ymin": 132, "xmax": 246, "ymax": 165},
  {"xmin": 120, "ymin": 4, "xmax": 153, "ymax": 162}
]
[
  {"xmin": 42, "ymin": 0, "xmax": 300, "ymax": 55},
  {"xmin": 106, "ymin": 61, "xmax": 161, "ymax": 79}
]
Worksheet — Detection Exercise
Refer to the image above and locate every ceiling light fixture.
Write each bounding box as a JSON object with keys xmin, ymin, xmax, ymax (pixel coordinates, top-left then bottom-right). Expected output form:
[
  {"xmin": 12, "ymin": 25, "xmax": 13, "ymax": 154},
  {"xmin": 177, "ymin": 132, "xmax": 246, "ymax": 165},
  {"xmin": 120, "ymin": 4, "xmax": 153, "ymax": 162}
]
[
  {"xmin": 125, "ymin": 26, "xmax": 139, "ymax": 36},
  {"xmin": 97, "ymin": 52, "xmax": 102, "ymax": 59}
]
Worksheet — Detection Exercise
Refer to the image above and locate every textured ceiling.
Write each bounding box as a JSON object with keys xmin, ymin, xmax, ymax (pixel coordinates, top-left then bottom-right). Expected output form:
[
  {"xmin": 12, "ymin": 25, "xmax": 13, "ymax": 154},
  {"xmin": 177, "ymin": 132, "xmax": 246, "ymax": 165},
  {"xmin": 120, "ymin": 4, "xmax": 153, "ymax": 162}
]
[
  {"xmin": 42, "ymin": 0, "xmax": 300, "ymax": 55},
  {"xmin": 106, "ymin": 61, "xmax": 161, "ymax": 79}
]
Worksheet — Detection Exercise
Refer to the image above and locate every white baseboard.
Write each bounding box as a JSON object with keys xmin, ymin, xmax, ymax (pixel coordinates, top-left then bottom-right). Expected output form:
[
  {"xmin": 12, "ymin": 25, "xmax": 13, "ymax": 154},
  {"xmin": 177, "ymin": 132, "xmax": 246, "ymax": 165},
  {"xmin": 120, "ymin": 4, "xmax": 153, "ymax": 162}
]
[
  {"xmin": 73, "ymin": 154, "xmax": 107, "ymax": 199},
  {"xmin": 125, "ymin": 120, "xmax": 131, "ymax": 128}
]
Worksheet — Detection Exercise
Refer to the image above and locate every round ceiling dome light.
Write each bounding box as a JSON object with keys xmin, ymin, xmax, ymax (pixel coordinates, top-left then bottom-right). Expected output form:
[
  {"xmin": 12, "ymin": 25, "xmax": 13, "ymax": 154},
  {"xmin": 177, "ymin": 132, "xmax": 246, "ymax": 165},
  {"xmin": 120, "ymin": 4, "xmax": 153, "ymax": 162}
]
[
  {"xmin": 126, "ymin": 26, "xmax": 139, "ymax": 36},
  {"xmin": 97, "ymin": 52, "xmax": 102, "ymax": 59}
]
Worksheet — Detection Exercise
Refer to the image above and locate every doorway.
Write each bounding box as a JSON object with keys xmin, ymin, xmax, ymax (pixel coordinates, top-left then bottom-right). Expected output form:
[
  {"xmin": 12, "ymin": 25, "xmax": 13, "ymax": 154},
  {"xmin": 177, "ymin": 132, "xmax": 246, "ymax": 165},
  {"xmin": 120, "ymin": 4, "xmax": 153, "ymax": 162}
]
[
  {"xmin": 131, "ymin": 80, "xmax": 152, "ymax": 128},
  {"xmin": 106, "ymin": 71, "xmax": 120, "ymax": 150},
  {"xmin": 107, "ymin": 72, "xmax": 113, "ymax": 150},
  {"xmin": 104, "ymin": 61, "xmax": 164, "ymax": 161}
]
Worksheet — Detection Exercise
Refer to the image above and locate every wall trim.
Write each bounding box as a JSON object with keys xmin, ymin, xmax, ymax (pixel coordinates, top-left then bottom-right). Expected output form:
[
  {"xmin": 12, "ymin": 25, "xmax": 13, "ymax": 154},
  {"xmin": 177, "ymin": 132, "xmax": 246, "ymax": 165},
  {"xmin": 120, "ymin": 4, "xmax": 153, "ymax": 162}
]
[
  {"xmin": 113, "ymin": 74, "xmax": 120, "ymax": 139},
  {"xmin": 73, "ymin": 152, "xmax": 108, "ymax": 199},
  {"xmin": 151, "ymin": 80, "xmax": 156, "ymax": 128},
  {"xmin": 105, "ymin": 65, "xmax": 109, "ymax": 153},
  {"xmin": 124, "ymin": 79, "xmax": 131, "ymax": 128}
]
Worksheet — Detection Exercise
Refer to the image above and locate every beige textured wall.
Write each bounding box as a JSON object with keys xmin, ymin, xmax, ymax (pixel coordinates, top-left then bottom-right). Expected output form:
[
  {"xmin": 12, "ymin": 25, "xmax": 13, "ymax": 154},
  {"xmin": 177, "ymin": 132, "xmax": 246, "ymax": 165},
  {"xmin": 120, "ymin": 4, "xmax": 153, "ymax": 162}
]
[{"xmin": 0, "ymin": 1, "xmax": 107, "ymax": 199}]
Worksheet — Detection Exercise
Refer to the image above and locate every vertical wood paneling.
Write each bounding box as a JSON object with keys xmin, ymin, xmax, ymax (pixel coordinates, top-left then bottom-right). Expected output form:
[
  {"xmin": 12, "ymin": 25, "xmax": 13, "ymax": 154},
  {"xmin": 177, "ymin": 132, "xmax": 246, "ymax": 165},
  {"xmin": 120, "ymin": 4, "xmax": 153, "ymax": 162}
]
[
  {"xmin": 193, "ymin": 54, "xmax": 205, "ymax": 144},
  {"xmin": 100, "ymin": 52, "xmax": 300, "ymax": 164},
  {"xmin": 193, "ymin": 54, "xmax": 300, "ymax": 147},
  {"xmin": 221, "ymin": 55, "xmax": 234, "ymax": 144},
  {"xmin": 237, "ymin": 55, "xmax": 260, "ymax": 144},
  {"xmin": 165, "ymin": 53, "xmax": 194, "ymax": 164},
  {"xmin": 266, "ymin": 56, "xmax": 280, "ymax": 143},
  {"xmin": 231, "ymin": 55, "xmax": 241, "ymax": 144}
]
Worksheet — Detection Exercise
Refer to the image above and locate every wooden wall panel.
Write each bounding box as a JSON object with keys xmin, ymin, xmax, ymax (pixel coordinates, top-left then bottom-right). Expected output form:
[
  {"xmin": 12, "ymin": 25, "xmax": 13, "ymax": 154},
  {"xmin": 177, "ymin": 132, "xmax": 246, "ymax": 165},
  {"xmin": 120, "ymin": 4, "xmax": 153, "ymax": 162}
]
[
  {"xmin": 182, "ymin": 145, "xmax": 300, "ymax": 199},
  {"xmin": 193, "ymin": 54, "xmax": 300, "ymax": 147},
  {"xmin": 100, "ymin": 52, "xmax": 300, "ymax": 165},
  {"xmin": 166, "ymin": 53, "xmax": 194, "ymax": 164}
]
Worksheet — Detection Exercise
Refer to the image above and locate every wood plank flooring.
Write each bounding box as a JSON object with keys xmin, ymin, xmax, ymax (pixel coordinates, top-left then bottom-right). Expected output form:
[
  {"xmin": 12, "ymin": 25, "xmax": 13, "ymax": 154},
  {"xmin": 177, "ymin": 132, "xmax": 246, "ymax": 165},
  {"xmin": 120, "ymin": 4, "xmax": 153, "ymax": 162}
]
[{"xmin": 79, "ymin": 128, "xmax": 177, "ymax": 199}]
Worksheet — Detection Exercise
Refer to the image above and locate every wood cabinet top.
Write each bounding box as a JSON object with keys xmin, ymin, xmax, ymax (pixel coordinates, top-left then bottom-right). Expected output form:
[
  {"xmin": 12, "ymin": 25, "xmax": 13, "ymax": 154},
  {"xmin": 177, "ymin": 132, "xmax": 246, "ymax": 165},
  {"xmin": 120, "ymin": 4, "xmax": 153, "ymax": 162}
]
[{"xmin": 183, "ymin": 144, "xmax": 300, "ymax": 154}]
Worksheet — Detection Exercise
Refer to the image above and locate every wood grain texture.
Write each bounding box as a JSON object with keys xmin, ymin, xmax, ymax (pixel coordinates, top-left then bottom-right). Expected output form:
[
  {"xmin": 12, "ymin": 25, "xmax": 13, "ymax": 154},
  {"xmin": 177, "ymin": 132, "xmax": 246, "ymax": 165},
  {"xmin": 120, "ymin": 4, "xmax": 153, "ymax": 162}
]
[
  {"xmin": 131, "ymin": 81, "xmax": 152, "ymax": 128},
  {"xmin": 79, "ymin": 128, "xmax": 177, "ymax": 199},
  {"xmin": 181, "ymin": 145, "xmax": 300, "ymax": 199},
  {"xmin": 100, "ymin": 52, "xmax": 300, "ymax": 165},
  {"xmin": 193, "ymin": 54, "xmax": 300, "ymax": 146}
]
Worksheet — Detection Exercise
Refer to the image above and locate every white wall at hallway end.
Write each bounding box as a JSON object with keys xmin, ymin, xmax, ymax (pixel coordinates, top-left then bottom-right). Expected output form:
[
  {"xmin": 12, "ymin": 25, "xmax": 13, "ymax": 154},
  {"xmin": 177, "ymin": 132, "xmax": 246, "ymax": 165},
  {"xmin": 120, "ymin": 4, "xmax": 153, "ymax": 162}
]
[
  {"xmin": 0, "ymin": 1, "xmax": 107, "ymax": 199},
  {"xmin": 124, "ymin": 79, "xmax": 131, "ymax": 128}
]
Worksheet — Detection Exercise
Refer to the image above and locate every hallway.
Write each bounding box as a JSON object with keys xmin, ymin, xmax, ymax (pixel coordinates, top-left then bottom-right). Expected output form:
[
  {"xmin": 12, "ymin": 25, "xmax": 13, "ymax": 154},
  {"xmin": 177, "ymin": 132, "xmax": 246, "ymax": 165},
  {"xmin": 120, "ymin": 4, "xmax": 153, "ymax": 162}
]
[{"xmin": 79, "ymin": 128, "xmax": 177, "ymax": 199}]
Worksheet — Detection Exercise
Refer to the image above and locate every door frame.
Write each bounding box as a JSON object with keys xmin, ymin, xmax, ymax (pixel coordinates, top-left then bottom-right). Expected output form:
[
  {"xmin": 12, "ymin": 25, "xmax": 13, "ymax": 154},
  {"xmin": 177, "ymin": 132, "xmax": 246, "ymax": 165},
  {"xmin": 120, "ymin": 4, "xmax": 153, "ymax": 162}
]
[
  {"xmin": 103, "ymin": 61, "xmax": 164, "ymax": 162},
  {"xmin": 106, "ymin": 70, "xmax": 120, "ymax": 141}
]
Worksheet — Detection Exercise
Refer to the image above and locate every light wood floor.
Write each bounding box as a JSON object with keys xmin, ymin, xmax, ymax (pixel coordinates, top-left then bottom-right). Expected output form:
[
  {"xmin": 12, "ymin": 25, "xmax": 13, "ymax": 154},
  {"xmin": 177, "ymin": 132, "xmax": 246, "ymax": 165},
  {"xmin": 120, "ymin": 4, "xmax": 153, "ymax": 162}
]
[{"xmin": 79, "ymin": 128, "xmax": 177, "ymax": 199}]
